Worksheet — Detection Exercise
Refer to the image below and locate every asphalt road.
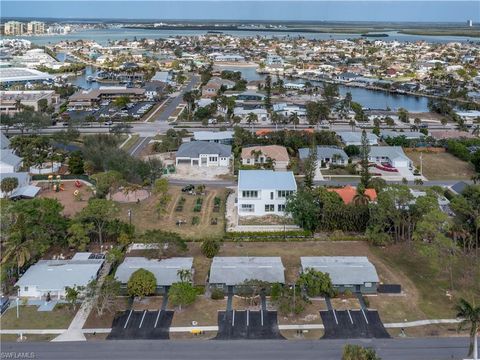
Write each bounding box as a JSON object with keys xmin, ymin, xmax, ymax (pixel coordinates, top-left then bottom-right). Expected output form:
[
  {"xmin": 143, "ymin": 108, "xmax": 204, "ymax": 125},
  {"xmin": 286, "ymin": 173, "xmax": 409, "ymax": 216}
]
[
  {"xmin": 0, "ymin": 337, "xmax": 471, "ymax": 360},
  {"xmin": 155, "ymin": 75, "xmax": 199, "ymax": 122}
]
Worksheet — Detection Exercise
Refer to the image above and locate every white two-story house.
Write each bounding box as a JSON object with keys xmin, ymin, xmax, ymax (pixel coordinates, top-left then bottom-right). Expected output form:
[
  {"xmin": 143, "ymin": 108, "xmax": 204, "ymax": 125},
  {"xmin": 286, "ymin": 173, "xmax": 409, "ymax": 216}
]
[{"xmin": 237, "ymin": 170, "xmax": 297, "ymax": 216}]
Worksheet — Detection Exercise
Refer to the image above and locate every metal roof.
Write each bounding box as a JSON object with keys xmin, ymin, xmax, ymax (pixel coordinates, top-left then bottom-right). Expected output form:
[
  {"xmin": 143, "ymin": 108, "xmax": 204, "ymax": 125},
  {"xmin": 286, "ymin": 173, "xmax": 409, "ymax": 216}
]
[
  {"xmin": 301, "ymin": 257, "xmax": 379, "ymax": 285},
  {"xmin": 15, "ymin": 254, "xmax": 104, "ymax": 291},
  {"xmin": 0, "ymin": 67, "xmax": 54, "ymax": 83},
  {"xmin": 176, "ymin": 141, "xmax": 232, "ymax": 158},
  {"xmin": 299, "ymin": 146, "xmax": 348, "ymax": 160},
  {"xmin": 115, "ymin": 257, "xmax": 193, "ymax": 286},
  {"xmin": 238, "ymin": 170, "xmax": 297, "ymax": 191},
  {"xmin": 380, "ymin": 130, "xmax": 425, "ymax": 140},
  {"xmin": 0, "ymin": 132, "xmax": 10, "ymax": 150},
  {"xmin": 209, "ymin": 257, "xmax": 285, "ymax": 286},
  {"xmin": 0, "ymin": 149, "xmax": 22, "ymax": 167},
  {"xmin": 193, "ymin": 131, "xmax": 233, "ymax": 141},
  {"xmin": 10, "ymin": 185, "xmax": 40, "ymax": 199}
]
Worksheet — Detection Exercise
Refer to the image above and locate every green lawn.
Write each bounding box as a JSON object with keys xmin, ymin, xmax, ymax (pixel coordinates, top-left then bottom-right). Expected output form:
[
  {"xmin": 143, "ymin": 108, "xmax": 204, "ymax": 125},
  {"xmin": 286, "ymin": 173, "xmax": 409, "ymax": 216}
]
[{"xmin": 0, "ymin": 305, "xmax": 76, "ymax": 330}]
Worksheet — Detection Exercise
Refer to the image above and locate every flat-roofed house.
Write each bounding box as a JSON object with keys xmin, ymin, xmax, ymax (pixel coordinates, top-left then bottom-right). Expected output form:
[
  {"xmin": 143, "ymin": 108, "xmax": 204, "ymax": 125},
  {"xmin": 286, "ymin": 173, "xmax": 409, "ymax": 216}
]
[
  {"xmin": 301, "ymin": 256, "xmax": 379, "ymax": 294},
  {"xmin": 15, "ymin": 253, "xmax": 105, "ymax": 299},
  {"xmin": 68, "ymin": 87, "xmax": 146, "ymax": 109},
  {"xmin": 209, "ymin": 257, "xmax": 285, "ymax": 293},
  {"xmin": 237, "ymin": 170, "xmax": 297, "ymax": 216},
  {"xmin": 193, "ymin": 131, "xmax": 233, "ymax": 144},
  {"xmin": 0, "ymin": 90, "xmax": 58, "ymax": 114},
  {"xmin": 241, "ymin": 145, "xmax": 290, "ymax": 171},
  {"xmin": 115, "ymin": 257, "xmax": 194, "ymax": 294},
  {"xmin": 175, "ymin": 141, "xmax": 232, "ymax": 167}
]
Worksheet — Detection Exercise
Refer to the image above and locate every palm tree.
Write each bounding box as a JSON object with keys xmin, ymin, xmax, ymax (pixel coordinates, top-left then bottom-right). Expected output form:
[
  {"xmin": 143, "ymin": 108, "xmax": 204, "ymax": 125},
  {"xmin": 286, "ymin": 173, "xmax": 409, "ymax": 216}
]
[
  {"xmin": 271, "ymin": 111, "xmax": 280, "ymax": 131},
  {"xmin": 456, "ymin": 298, "xmax": 479, "ymax": 359},
  {"xmin": 177, "ymin": 269, "xmax": 192, "ymax": 283},
  {"xmin": 289, "ymin": 112, "xmax": 300, "ymax": 130},
  {"xmin": 353, "ymin": 186, "xmax": 370, "ymax": 206},
  {"xmin": 246, "ymin": 112, "xmax": 258, "ymax": 132}
]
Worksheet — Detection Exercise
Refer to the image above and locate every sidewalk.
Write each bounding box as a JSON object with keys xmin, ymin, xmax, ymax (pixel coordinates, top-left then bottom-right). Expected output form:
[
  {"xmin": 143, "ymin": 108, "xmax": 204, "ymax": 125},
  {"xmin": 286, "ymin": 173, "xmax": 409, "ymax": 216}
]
[
  {"xmin": 1, "ymin": 318, "xmax": 462, "ymax": 337},
  {"xmin": 52, "ymin": 261, "xmax": 112, "ymax": 342}
]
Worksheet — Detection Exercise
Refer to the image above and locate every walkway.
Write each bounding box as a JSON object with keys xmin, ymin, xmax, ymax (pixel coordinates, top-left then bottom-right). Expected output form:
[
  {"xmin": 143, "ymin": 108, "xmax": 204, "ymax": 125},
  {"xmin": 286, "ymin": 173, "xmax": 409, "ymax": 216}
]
[{"xmin": 52, "ymin": 261, "xmax": 112, "ymax": 342}]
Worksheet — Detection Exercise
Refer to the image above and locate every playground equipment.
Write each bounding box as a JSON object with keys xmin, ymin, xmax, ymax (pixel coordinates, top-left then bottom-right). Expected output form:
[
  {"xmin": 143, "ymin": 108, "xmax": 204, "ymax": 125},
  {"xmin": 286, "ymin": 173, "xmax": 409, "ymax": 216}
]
[
  {"xmin": 74, "ymin": 180, "xmax": 83, "ymax": 188},
  {"xmin": 49, "ymin": 175, "xmax": 65, "ymax": 192}
]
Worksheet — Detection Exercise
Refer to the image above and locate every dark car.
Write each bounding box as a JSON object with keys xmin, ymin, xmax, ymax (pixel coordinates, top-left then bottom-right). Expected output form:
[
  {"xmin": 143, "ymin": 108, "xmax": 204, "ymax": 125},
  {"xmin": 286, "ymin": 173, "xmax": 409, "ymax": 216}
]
[
  {"xmin": 181, "ymin": 184, "xmax": 195, "ymax": 193},
  {"xmin": 0, "ymin": 296, "xmax": 10, "ymax": 315}
]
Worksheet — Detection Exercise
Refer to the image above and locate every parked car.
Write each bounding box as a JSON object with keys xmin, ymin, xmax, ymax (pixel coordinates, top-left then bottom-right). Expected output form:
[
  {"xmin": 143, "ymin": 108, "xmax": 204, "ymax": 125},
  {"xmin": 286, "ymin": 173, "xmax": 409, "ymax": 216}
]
[
  {"xmin": 0, "ymin": 297, "xmax": 10, "ymax": 315},
  {"xmin": 181, "ymin": 184, "xmax": 195, "ymax": 193}
]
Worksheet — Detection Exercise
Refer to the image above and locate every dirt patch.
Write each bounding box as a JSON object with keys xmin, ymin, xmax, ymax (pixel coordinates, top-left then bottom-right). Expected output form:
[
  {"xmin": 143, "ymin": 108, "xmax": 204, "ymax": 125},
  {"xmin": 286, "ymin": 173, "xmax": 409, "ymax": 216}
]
[
  {"xmin": 387, "ymin": 324, "xmax": 467, "ymax": 338},
  {"xmin": 278, "ymin": 299, "xmax": 325, "ymax": 325},
  {"xmin": 37, "ymin": 180, "xmax": 93, "ymax": 217},
  {"xmin": 132, "ymin": 296, "xmax": 164, "ymax": 310},
  {"xmin": 331, "ymin": 297, "xmax": 361, "ymax": 310},
  {"xmin": 238, "ymin": 215, "xmax": 294, "ymax": 226}
]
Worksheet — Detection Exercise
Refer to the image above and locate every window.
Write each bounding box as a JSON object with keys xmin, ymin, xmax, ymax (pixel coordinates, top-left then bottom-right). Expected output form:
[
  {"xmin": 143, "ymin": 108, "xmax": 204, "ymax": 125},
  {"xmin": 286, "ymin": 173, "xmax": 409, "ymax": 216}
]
[
  {"xmin": 209, "ymin": 156, "xmax": 218, "ymax": 162},
  {"xmin": 265, "ymin": 204, "xmax": 274, "ymax": 212},
  {"xmin": 24, "ymin": 286, "xmax": 29, "ymax": 291},
  {"xmin": 365, "ymin": 282, "xmax": 372, "ymax": 288},
  {"xmin": 242, "ymin": 190, "xmax": 258, "ymax": 198},
  {"xmin": 278, "ymin": 204, "xmax": 286, "ymax": 212},
  {"xmin": 270, "ymin": 192, "xmax": 274, "ymax": 200},
  {"xmin": 241, "ymin": 204, "xmax": 254, "ymax": 212},
  {"xmin": 277, "ymin": 190, "xmax": 294, "ymax": 198}
]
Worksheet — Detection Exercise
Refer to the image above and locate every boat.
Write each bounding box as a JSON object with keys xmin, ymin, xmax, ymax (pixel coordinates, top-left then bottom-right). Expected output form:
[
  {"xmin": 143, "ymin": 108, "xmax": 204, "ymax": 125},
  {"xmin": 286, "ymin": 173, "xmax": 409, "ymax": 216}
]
[
  {"xmin": 361, "ymin": 33, "xmax": 389, "ymax": 38},
  {"xmin": 86, "ymin": 75, "xmax": 96, "ymax": 82}
]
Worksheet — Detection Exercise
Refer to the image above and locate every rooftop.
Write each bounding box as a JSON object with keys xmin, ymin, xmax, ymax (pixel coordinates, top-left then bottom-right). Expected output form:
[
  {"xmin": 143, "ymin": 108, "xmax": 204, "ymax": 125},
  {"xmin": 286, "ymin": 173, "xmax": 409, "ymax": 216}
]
[
  {"xmin": 193, "ymin": 131, "xmax": 233, "ymax": 141},
  {"xmin": 301, "ymin": 256, "xmax": 379, "ymax": 286},
  {"xmin": 0, "ymin": 67, "xmax": 54, "ymax": 83},
  {"xmin": 241, "ymin": 145, "xmax": 289, "ymax": 162},
  {"xmin": 209, "ymin": 257, "xmax": 285, "ymax": 286},
  {"xmin": 15, "ymin": 253, "xmax": 104, "ymax": 291},
  {"xmin": 327, "ymin": 185, "xmax": 377, "ymax": 205},
  {"xmin": 115, "ymin": 257, "xmax": 193, "ymax": 286},
  {"xmin": 298, "ymin": 146, "xmax": 348, "ymax": 160},
  {"xmin": 238, "ymin": 170, "xmax": 297, "ymax": 190},
  {"xmin": 176, "ymin": 141, "xmax": 232, "ymax": 158}
]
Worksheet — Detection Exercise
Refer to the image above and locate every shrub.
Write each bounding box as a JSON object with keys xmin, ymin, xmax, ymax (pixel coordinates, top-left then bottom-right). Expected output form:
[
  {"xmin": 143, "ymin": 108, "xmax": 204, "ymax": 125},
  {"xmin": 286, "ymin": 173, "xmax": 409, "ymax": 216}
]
[
  {"xmin": 169, "ymin": 282, "xmax": 197, "ymax": 309},
  {"xmin": 211, "ymin": 288, "xmax": 224, "ymax": 300},
  {"xmin": 201, "ymin": 238, "xmax": 220, "ymax": 258},
  {"xmin": 127, "ymin": 269, "xmax": 156, "ymax": 298},
  {"xmin": 343, "ymin": 289, "xmax": 353, "ymax": 297},
  {"xmin": 270, "ymin": 283, "xmax": 282, "ymax": 302},
  {"xmin": 192, "ymin": 216, "xmax": 200, "ymax": 225}
]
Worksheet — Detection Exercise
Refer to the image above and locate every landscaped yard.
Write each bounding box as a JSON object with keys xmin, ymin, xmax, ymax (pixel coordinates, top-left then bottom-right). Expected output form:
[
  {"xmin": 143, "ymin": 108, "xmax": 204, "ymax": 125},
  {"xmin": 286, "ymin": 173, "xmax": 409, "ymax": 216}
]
[
  {"xmin": 0, "ymin": 305, "xmax": 76, "ymax": 330},
  {"xmin": 116, "ymin": 185, "xmax": 228, "ymax": 240},
  {"xmin": 405, "ymin": 150, "xmax": 476, "ymax": 180}
]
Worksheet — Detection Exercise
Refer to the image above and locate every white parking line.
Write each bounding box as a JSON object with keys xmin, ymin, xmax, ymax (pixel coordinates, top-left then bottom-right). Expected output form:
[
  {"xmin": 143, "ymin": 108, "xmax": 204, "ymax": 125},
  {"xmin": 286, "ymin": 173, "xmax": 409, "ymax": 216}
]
[
  {"xmin": 139, "ymin": 310, "xmax": 147, "ymax": 328},
  {"xmin": 154, "ymin": 310, "xmax": 162, "ymax": 328},
  {"xmin": 232, "ymin": 310, "xmax": 235, "ymax": 327},
  {"xmin": 246, "ymin": 310, "xmax": 249, "ymax": 327},
  {"xmin": 361, "ymin": 309, "xmax": 369, "ymax": 324},
  {"xmin": 124, "ymin": 310, "xmax": 133, "ymax": 329},
  {"xmin": 347, "ymin": 310, "xmax": 354, "ymax": 324},
  {"xmin": 332, "ymin": 309, "xmax": 339, "ymax": 325}
]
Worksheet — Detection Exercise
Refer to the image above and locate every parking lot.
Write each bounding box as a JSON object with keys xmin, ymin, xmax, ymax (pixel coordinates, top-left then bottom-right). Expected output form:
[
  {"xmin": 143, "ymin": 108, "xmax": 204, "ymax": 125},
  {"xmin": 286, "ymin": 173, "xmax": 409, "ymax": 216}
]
[
  {"xmin": 320, "ymin": 309, "xmax": 390, "ymax": 339},
  {"xmin": 107, "ymin": 310, "xmax": 174, "ymax": 340},
  {"xmin": 66, "ymin": 101, "xmax": 155, "ymax": 122},
  {"xmin": 214, "ymin": 310, "xmax": 284, "ymax": 340}
]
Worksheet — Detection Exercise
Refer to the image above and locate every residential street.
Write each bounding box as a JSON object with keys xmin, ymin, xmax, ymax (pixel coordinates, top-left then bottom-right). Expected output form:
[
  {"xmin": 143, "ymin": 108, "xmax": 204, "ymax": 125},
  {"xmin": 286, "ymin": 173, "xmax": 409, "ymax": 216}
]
[{"xmin": 1, "ymin": 337, "xmax": 471, "ymax": 360}]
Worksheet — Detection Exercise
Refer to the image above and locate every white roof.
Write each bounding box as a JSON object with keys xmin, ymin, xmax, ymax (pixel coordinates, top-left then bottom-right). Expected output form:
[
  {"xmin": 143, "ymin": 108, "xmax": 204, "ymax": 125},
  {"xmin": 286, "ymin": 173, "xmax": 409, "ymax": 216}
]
[
  {"xmin": 238, "ymin": 170, "xmax": 297, "ymax": 191},
  {"xmin": 210, "ymin": 257, "xmax": 285, "ymax": 286},
  {"xmin": 337, "ymin": 131, "xmax": 378, "ymax": 145},
  {"xmin": 301, "ymin": 257, "xmax": 379, "ymax": 286},
  {"xmin": 15, "ymin": 253, "xmax": 104, "ymax": 291},
  {"xmin": 0, "ymin": 67, "xmax": 55, "ymax": 83},
  {"xmin": 369, "ymin": 146, "xmax": 410, "ymax": 162},
  {"xmin": 193, "ymin": 131, "xmax": 233, "ymax": 141},
  {"xmin": 115, "ymin": 257, "xmax": 193, "ymax": 286}
]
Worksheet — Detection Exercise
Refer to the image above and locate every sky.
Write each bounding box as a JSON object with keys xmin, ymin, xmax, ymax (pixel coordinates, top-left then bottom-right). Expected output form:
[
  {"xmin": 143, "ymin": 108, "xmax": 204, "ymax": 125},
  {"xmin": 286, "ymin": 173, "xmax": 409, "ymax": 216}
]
[{"xmin": 1, "ymin": 1, "xmax": 479, "ymax": 23}]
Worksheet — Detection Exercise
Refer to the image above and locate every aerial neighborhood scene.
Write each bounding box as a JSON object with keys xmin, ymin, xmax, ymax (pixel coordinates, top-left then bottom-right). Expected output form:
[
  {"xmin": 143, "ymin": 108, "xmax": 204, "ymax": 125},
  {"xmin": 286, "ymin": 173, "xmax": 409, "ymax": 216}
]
[{"xmin": 0, "ymin": 1, "xmax": 479, "ymax": 359}]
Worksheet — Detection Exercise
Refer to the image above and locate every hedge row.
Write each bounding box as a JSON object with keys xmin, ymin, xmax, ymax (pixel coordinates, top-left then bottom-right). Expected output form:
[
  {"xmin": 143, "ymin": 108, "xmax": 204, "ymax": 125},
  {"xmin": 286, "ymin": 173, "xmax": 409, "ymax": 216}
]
[
  {"xmin": 224, "ymin": 230, "xmax": 313, "ymax": 241},
  {"xmin": 32, "ymin": 174, "xmax": 95, "ymax": 185}
]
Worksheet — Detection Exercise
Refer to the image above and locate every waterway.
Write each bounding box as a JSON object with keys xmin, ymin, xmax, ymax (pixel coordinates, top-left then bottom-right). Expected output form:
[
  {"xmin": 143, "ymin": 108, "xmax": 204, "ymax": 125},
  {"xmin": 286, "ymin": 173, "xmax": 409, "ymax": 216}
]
[{"xmin": 18, "ymin": 28, "xmax": 479, "ymax": 46}]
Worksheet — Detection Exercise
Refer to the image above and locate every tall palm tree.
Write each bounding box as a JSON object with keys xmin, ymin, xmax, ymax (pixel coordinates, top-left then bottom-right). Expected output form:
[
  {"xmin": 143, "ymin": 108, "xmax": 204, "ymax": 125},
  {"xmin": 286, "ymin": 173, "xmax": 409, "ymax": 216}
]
[
  {"xmin": 246, "ymin": 112, "xmax": 258, "ymax": 132},
  {"xmin": 289, "ymin": 112, "xmax": 300, "ymax": 130},
  {"xmin": 456, "ymin": 298, "xmax": 479, "ymax": 359}
]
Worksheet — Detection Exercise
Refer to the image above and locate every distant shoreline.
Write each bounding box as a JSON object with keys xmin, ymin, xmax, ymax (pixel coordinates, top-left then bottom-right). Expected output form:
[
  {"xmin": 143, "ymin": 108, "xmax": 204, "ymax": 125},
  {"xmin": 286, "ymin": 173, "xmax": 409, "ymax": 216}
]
[{"xmin": 123, "ymin": 25, "xmax": 480, "ymax": 38}]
